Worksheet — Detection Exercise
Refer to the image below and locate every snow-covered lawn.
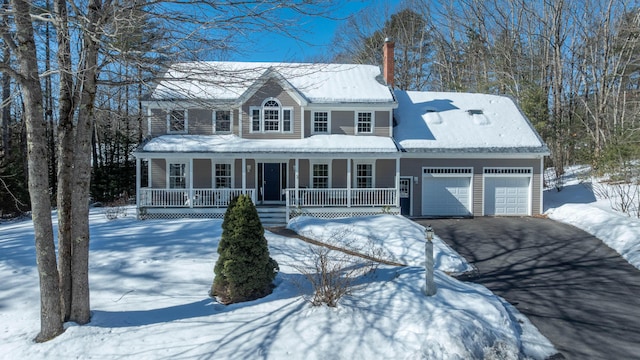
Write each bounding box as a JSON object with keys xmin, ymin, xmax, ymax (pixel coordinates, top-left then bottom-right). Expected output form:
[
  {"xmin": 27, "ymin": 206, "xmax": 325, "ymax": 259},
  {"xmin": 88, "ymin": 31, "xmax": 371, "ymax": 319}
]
[
  {"xmin": 0, "ymin": 210, "xmax": 554, "ymax": 359},
  {"xmin": 545, "ymin": 165, "xmax": 640, "ymax": 270}
]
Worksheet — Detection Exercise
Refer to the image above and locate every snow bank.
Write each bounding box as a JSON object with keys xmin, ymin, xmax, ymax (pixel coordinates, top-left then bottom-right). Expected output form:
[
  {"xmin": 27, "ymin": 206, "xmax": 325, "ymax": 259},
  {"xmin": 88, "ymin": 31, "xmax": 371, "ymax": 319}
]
[{"xmin": 547, "ymin": 203, "xmax": 640, "ymax": 270}]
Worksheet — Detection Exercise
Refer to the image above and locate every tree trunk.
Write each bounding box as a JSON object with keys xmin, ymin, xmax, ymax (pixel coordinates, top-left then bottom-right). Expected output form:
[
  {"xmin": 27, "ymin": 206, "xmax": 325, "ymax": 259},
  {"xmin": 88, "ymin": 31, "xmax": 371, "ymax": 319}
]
[
  {"xmin": 54, "ymin": 0, "xmax": 76, "ymax": 322},
  {"xmin": 11, "ymin": 0, "xmax": 64, "ymax": 342},
  {"xmin": 68, "ymin": 0, "xmax": 103, "ymax": 324}
]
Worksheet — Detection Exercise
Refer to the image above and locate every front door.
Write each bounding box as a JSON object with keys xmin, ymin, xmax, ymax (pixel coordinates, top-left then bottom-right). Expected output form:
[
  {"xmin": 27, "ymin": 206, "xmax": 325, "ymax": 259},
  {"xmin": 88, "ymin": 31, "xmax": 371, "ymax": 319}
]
[
  {"xmin": 260, "ymin": 163, "xmax": 286, "ymax": 203},
  {"xmin": 400, "ymin": 177, "xmax": 411, "ymax": 216}
]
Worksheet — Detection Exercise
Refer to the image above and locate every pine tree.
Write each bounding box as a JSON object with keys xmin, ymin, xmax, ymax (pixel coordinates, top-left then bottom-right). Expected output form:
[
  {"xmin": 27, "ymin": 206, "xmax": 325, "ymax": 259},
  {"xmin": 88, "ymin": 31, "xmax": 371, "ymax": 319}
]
[{"xmin": 211, "ymin": 195, "xmax": 278, "ymax": 304}]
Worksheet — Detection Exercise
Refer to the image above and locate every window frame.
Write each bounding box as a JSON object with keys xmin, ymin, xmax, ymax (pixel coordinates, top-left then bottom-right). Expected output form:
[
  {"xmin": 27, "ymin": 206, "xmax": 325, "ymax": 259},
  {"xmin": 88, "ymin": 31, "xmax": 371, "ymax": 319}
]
[
  {"xmin": 355, "ymin": 111, "xmax": 374, "ymax": 134},
  {"xmin": 213, "ymin": 110, "xmax": 232, "ymax": 133},
  {"xmin": 248, "ymin": 98, "xmax": 294, "ymax": 134},
  {"xmin": 167, "ymin": 161, "xmax": 188, "ymax": 189},
  {"xmin": 354, "ymin": 161, "xmax": 375, "ymax": 188},
  {"xmin": 167, "ymin": 109, "xmax": 188, "ymax": 134},
  {"xmin": 214, "ymin": 162, "xmax": 233, "ymax": 189},
  {"xmin": 312, "ymin": 111, "xmax": 330, "ymax": 134},
  {"xmin": 310, "ymin": 161, "xmax": 331, "ymax": 189}
]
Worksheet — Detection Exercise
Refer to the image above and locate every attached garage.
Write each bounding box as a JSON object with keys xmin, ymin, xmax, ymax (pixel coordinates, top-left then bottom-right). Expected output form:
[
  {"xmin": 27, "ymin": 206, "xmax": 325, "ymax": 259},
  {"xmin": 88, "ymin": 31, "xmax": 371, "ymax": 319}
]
[
  {"xmin": 483, "ymin": 168, "xmax": 532, "ymax": 216},
  {"xmin": 422, "ymin": 167, "xmax": 472, "ymax": 216}
]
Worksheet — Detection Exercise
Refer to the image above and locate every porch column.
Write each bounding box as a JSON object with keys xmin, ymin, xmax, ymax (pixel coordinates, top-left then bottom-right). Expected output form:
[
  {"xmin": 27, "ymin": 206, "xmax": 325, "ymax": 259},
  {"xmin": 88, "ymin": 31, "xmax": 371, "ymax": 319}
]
[
  {"xmin": 294, "ymin": 158, "xmax": 299, "ymax": 205},
  {"xmin": 347, "ymin": 158, "xmax": 352, "ymax": 207},
  {"xmin": 242, "ymin": 158, "xmax": 247, "ymax": 191},
  {"xmin": 189, "ymin": 158, "xmax": 194, "ymax": 208},
  {"xmin": 395, "ymin": 157, "xmax": 400, "ymax": 208},
  {"xmin": 135, "ymin": 157, "xmax": 141, "ymax": 212}
]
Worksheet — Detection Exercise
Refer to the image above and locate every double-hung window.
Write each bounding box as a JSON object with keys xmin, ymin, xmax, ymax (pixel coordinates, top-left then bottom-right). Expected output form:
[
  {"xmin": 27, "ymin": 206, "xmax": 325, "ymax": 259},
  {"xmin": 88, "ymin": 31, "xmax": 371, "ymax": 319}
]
[
  {"xmin": 169, "ymin": 163, "xmax": 187, "ymax": 189},
  {"xmin": 249, "ymin": 98, "xmax": 293, "ymax": 133},
  {"xmin": 356, "ymin": 111, "xmax": 373, "ymax": 134},
  {"xmin": 214, "ymin": 110, "xmax": 231, "ymax": 133},
  {"xmin": 168, "ymin": 109, "xmax": 187, "ymax": 134},
  {"xmin": 313, "ymin": 111, "xmax": 329, "ymax": 133},
  {"xmin": 263, "ymin": 100, "xmax": 280, "ymax": 131},
  {"xmin": 312, "ymin": 163, "xmax": 329, "ymax": 189},
  {"xmin": 355, "ymin": 163, "xmax": 373, "ymax": 188},
  {"xmin": 215, "ymin": 163, "xmax": 232, "ymax": 188}
]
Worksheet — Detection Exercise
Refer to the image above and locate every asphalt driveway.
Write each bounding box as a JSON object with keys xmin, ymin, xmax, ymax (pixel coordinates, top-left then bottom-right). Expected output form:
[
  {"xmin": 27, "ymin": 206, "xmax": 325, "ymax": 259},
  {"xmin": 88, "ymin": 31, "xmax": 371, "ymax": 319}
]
[{"xmin": 417, "ymin": 217, "xmax": 640, "ymax": 360}]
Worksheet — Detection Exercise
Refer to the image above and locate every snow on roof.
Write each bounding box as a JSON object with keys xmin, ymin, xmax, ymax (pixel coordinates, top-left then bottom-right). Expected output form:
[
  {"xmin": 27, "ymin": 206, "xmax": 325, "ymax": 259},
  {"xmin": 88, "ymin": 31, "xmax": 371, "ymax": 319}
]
[
  {"xmin": 139, "ymin": 134, "xmax": 399, "ymax": 154},
  {"xmin": 393, "ymin": 90, "xmax": 548, "ymax": 153},
  {"xmin": 151, "ymin": 62, "xmax": 394, "ymax": 104}
]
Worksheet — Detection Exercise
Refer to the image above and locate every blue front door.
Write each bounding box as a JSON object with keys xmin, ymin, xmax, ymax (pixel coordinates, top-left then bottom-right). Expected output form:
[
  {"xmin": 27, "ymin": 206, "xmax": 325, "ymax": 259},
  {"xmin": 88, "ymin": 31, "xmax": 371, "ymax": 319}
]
[{"xmin": 263, "ymin": 163, "xmax": 282, "ymax": 202}]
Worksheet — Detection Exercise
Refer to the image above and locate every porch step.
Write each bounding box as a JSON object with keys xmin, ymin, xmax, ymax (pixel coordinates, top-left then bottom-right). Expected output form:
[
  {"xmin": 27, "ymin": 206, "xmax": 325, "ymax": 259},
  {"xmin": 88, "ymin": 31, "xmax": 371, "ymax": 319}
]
[{"xmin": 257, "ymin": 206, "xmax": 287, "ymax": 228}]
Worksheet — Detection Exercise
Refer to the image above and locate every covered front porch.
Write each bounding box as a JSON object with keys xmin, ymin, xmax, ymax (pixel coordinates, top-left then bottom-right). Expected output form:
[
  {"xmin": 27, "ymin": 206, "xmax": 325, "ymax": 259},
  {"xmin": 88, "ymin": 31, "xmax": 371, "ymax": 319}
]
[{"xmin": 135, "ymin": 156, "xmax": 401, "ymax": 221}]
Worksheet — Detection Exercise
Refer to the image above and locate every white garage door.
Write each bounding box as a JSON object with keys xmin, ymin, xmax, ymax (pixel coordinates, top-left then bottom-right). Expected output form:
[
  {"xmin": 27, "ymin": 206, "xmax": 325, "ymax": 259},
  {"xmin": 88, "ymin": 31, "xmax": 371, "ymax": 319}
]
[
  {"xmin": 422, "ymin": 171, "xmax": 472, "ymax": 216},
  {"xmin": 484, "ymin": 177, "xmax": 530, "ymax": 216}
]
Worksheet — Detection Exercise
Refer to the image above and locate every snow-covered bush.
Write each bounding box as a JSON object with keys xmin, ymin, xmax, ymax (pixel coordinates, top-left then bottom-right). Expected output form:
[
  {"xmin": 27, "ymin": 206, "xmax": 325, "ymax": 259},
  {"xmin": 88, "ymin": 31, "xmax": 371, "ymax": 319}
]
[{"xmin": 211, "ymin": 195, "xmax": 279, "ymax": 304}]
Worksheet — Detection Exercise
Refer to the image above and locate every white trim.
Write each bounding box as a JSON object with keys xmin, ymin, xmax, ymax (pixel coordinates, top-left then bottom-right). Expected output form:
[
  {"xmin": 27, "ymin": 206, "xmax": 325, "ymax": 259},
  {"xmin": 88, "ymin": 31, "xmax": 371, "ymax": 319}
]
[
  {"xmin": 311, "ymin": 110, "xmax": 331, "ymax": 134},
  {"xmin": 212, "ymin": 109, "xmax": 233, "ymax": 134},
  {"xmin": 423, "ymin": 167, "xmax": 473, "ymax": 177},
  {"xmin": 167, "ymin": 109, "xmax": 188, "ymax": 134},
  {"xmin": 400, "ymin": 152, "xmax": 549, "ymax": 159},
  {"xmin": 421, "ymin": 168, "xmax": 473, "ymax": 216},
  {"xmin": 388, "ymin": 110, "xmax": 393, "ymax": 137},
  {"xmin": 249, "ymin": 106, "xmax": 261, "ymax": 133},
  {"xmin": 136, "ymin": 157, "xmax": 141, "ymax": 211},
  {"xmin": 213, "ymin": 161, "xmax": 234, "ymax": 189},
  {"xmin": 239, "ymin": 108, "xmax": 243, "ymax": 138},
  {"xmin": 353, "ymin": 159, "xmax": 376, "ymax": 188},
  {"xmin": 166, "ymin": 160, "xmax": 189, "ymax": 189},
  {"xmin": 248, "ymin": 98, "xmax": 294, "ymax": 134},
  {"xmin": 146, "ymin": 107, "xmax": 152, "ymax": 137},
  {"xmin": 300, "ymin": 106, "xmax": 305, "ymax": 139},
  {"xmin": 482, "ymin": 167, "xmax": 533, "ymax": 216},
  {"xmin": 539, "ymin": 158, "xmax": 544, "ymax": 215},
  {"xmin": 399, "ymin": 176, "xmax": 413, "ymax": 217},
  {"xmin": 310, "ymin": 160, "xmax": 332, "ymax": 188},
  {"xmin": 355, "ymin": 111, "xmax": 375, "ymax": 134}
]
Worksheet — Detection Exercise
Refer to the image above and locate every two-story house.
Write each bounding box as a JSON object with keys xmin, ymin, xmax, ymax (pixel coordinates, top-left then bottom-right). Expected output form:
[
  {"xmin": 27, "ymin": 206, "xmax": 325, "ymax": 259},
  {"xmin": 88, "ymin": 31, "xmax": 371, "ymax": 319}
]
[{"xmin": 134, "ymin": 41, "xmax": 549, "ymax": 224}]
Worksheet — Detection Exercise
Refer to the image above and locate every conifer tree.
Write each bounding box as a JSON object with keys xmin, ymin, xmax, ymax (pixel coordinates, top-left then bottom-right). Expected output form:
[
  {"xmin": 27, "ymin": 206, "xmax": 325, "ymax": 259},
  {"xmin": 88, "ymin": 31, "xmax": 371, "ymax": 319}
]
[{"xmin": 211, "ymin": 195, "xmax": 278, "ymax": 304}]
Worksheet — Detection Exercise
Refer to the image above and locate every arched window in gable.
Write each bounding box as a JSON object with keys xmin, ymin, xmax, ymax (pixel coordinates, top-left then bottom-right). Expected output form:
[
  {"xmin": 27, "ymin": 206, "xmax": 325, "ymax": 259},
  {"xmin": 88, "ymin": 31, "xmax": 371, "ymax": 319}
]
[
  {"xmin": 263, "ymin": 99, "xmax": 281, "ymax": 131},
  {"xmin": 249, "ymin": 98, "xmax": 293, "ymax": 133}
]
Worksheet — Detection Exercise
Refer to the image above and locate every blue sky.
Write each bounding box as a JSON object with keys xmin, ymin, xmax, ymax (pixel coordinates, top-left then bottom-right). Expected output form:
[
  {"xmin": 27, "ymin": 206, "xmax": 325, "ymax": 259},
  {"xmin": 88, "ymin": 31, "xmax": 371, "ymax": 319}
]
[{"xmin": 230, "ymin": 1, "xmax": 400, "ymax": 62}]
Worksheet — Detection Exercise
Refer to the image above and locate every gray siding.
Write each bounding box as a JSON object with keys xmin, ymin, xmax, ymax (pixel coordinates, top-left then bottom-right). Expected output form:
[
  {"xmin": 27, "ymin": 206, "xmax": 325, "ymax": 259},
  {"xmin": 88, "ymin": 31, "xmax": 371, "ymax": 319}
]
[
  {"xmin": 189, "ymin": 109, "xmax": 212, "ymax": 135},
  {"xmin": 332, "ymin": 159, "xmax": 347, "ymax": 187},
  {"xmin": 400, "ymin": 158, "xmax": 543, "ymax": 216},
  {"xmin": 376, "ymin": 159, "xmax": 396, "ymax": 187},
  {"xmin": 193, "ymin": 159, "xmax": 211, "ymax": 188},
  {"xmin": 241, "ymin": 79, "xmax": 301, "ymax": 139},
  {"xmin": 149, "ymin": 109, "xmax": 165, "ymax": 136},
  {"xmin": 151, "ymin": 159, "xmax": 166, "ymax": 188},
  {"xmin": 332, "ymin": 111, "xmax": 352, "ymax": 135},
  {"xmin": 375, "ymin": 111, "xmax": 391, "ymax": 136}
]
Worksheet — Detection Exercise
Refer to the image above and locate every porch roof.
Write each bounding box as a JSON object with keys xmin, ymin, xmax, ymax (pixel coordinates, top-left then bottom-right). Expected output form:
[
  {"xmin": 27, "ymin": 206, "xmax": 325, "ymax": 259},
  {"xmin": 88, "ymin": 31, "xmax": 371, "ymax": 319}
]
[{"xmin": 136, "ymin": 134, "xmax": 399, "ymax": 156}]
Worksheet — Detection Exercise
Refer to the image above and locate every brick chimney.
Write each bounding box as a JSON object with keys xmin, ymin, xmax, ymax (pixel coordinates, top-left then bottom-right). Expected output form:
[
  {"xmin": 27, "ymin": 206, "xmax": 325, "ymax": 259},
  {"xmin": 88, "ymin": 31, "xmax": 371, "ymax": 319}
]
[{"xmin": 383, "ymin": 38, "xmax": 395, "ymax": 88}]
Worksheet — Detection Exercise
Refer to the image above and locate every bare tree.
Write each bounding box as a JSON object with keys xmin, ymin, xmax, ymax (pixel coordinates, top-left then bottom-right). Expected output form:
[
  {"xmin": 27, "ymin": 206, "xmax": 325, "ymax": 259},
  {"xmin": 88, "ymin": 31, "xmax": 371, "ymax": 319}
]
[{"xmin": 7, "ymin": 0, "xmax": 64, "ymax": 342}]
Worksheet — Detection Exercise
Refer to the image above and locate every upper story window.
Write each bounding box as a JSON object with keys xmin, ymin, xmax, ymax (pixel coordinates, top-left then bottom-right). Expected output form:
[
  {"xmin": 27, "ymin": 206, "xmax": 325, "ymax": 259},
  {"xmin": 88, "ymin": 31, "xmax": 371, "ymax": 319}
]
[
  {"xmin": 249, "ymin": 98, "xmax": 293, "ymax": 133},
  {"xmin": 313, "ymin": 111, "xmax": 329, "ymax": 134},
  {"xmin": 214, "ymin": 110, "xmax": 231, "ymax": 133},
  {"xmin": 168, "ymin": 109, "xmax": 187, "ymax": 134},
  {"xmin": 356, "ymin": 111, "xmax": 373, "ymax": 134}
]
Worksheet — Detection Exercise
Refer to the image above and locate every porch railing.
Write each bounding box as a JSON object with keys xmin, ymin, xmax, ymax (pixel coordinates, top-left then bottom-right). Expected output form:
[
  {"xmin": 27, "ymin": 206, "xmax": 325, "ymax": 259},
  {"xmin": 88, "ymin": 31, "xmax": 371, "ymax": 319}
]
[
  {"xmin": 285, "ymin": 188, "xmax": 397, "ymax": 208},
  {"xmin": 139, "ymin": 188, "xmax": 255, "ymax": 208}
]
